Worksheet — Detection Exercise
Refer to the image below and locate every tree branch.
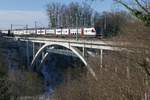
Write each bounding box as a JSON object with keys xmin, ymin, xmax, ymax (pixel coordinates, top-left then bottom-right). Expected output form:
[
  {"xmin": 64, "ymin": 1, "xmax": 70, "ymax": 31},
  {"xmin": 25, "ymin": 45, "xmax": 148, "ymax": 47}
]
[
  {"xmin": 135, "ymin": 0, "xmax": 150, "ymax": 14},
  {"xmin": 116, "ymin": 0, "xmax": 135, "ymax": 12}
]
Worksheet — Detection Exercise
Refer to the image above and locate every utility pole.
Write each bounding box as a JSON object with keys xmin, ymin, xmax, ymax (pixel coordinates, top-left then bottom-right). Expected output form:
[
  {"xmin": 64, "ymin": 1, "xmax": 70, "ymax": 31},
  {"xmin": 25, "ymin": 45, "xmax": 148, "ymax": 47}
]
[
  {"xmin": 26, "ymin": 24, "xmax": 28, "ymax": 35},
  {"xmin": 10, "ymin": 24, "xmax": 12, "ymax": 31},
  {"xmin": 26, "ymin": 24, "xmax": 28, "ymax": 29},
  {"xmin": 104, "ymin": 15, "xmax": 107, "ymax": 31},
  {"xmin": 100, "ymin": 49, "xmax": 103, "ymax": 68},
  {"xmin": 61, "ymin": 26, "xmax": 63, "ymax": 38},
  {"xmin": 35, "ymin": 21, "xmax": 37, "ymax": 34},
  {"xmin": 76, "ymin": 13, "xmax": 78, "ymax": 40},
  {"xmin": 10, "ymin": 24, "xmax": 13, "ymax": 34},
  {"xmin": 33, "ymin": 42, "xmax": 35, "ymax": 59}
]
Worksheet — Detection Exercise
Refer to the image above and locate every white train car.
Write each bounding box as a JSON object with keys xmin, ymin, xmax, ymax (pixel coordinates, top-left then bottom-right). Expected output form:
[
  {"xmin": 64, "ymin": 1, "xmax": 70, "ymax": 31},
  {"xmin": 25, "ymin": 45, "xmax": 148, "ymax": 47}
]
[
  {"xmin": 1, "ymin": 30, "xmax": 14, "ymax": 36},
  {"xmin": 19, "ymin": 30, "xmax": 25, "ymax": 35},
  {"xmin": 62, "ymin": 29, "xmax": 69, "ymax": 35},
  {"xmin": 1, "ymin": 30, "xmax": 8, "ymax": 34},
  {"xmin": 23, "ymin": 30, "xmax": 30, "ymax": 35},
  {"xmin": 13, "ymin": 29, "xmax": 24, "ymax": 35},
  {"xmin": 12, "ymin": 30, "xmax": 17, "ymax": 35},
  {"xmin": 70, "ymin": 28, "xmax": 82, "ymax": 36},
  {"xmin": 13, "ymin": 29, "xmax": 35, "ymax": 35},
  {"xmin": 83, "ymin": 27, "xmax": 96, "ymax": 36},
  {"xmin": 37, "ymin": 29, "xmax": 46, "ymax": 35},
  {"xmin": 46, "ymin": 29, "xmax": 55, "ymax": 35},
  {"xmin": 28, "ymin": 29, "xmax": 36, "ymax": 34},
  {"xmin": 55, "ymin": 29, "xmax": 61, "ymax": 35},
  {"xmin": 56, "ymin": 29, "xmax": 69, "ymax": 35}
]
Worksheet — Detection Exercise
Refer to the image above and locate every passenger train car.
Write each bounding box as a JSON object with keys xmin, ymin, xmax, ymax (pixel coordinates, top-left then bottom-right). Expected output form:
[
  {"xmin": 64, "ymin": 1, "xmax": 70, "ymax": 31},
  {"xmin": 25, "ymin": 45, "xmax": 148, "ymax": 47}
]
[{"xmin": 1, "ymin": 27, "xmax": 101, "ymax": 38}]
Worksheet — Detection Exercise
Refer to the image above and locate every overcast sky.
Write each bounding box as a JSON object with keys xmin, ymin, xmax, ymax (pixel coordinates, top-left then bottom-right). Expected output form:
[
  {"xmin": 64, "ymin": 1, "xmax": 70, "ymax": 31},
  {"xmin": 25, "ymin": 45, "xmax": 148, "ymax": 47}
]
[{"xmin": 0, "ymin": 0, "xmax": 122, "ymax": 29}]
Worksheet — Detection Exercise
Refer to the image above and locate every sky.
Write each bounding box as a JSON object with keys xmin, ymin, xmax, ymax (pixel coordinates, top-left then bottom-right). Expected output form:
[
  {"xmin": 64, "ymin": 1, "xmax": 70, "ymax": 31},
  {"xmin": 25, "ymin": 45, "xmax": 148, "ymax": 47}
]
[{"xmin": 0, "ymin": 0, "xmax": 122, "ymax": 29}]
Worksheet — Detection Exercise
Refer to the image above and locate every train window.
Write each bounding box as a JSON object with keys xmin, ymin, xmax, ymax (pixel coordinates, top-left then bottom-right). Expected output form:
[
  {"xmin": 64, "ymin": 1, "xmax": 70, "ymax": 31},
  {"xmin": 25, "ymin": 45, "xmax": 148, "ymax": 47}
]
[{"xmin": 92, "ymin": 29, "xmax": 95, "ymax": 32}]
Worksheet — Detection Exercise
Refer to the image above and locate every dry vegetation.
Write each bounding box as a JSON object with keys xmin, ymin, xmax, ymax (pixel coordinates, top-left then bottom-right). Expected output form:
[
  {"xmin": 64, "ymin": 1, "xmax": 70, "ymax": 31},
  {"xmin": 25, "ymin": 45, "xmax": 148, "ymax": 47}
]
[
  {"xmin": 52, "ymin": 21, "xmax": 150, "ymax": 100},
  {"xmin": 8, "ymin": 70, "xmax": 44, "ymax": 97},
  {"xmin": 0, "ymin": 39, "xmax": 44, "ymax": 99},
  {"xmin": 0, "ymin": 50, "xmax": 11, "ymax": 100},
  {"xmin": 111, "ymin": 21, "xmax": 150, "ymax": 44}
]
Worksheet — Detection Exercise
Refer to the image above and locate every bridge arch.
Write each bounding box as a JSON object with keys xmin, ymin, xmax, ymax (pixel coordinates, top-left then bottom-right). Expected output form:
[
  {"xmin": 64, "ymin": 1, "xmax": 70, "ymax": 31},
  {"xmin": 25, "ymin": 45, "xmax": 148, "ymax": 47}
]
[{"xmin": 31, "ymin": 43, "xmax": 96, "ymax": 79}]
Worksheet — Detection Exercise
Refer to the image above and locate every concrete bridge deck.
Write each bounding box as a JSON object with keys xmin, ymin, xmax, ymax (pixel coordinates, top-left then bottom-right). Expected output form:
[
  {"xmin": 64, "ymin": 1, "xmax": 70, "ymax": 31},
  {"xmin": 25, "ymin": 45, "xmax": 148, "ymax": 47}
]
[{"xmin": 15, "ymin": 36, "xmax": 131, "ymax": 51}]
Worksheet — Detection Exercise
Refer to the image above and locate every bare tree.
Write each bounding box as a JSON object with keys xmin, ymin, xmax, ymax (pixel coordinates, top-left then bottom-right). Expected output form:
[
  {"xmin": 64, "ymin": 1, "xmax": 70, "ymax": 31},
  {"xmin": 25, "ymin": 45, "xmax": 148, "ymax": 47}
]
[
  {"xmin": 47, "ymin": 3, "xmax": 62, "ymax": 28},
  {"xmin": 115, "ymin": 0, "xmax": 150, "ymax": 26},
  {"xmin": 46, "ymin": 2, "xmax": 95, "ymax": 28},
  {"xmin": 89, "ymin": 0, "xmax": 150, "ymax": 26}
]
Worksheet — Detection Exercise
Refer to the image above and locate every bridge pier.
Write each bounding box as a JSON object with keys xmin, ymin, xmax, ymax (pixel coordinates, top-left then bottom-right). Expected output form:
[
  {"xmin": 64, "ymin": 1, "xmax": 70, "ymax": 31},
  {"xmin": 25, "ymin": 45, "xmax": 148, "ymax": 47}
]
[
  {"xmin": 26, "ymin": 40, "xmax": 30, "ymax": 67},
  {"xmin": 100, "ymin": 49, "xmax": 103, "ymax": 68},
  {"xmin": 32, "ymin": 42, "xmax": 35, "ymax": 58},
  {"xmin": 39, "ymin": 43, "xmax": 42, "ymax": 48},
  {"xmin": 82, "ymin": 47, "xmax": 85, "ymax": 57}
]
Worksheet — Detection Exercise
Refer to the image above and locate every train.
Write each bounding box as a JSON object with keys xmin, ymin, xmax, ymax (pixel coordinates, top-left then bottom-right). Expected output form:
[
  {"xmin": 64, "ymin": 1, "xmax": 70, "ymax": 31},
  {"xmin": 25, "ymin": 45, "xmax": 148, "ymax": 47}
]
[{"xmin": 0, "ymin": 27, "xmax": 102, "ymax": 38}]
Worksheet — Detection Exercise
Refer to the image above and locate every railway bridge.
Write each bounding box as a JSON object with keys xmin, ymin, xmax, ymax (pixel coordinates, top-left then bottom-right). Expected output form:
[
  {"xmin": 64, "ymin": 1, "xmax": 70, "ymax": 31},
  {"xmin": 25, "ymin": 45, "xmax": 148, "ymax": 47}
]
[{"xmin": 5, "ymin": 36, "xmax": 131, "ymax": 80}]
